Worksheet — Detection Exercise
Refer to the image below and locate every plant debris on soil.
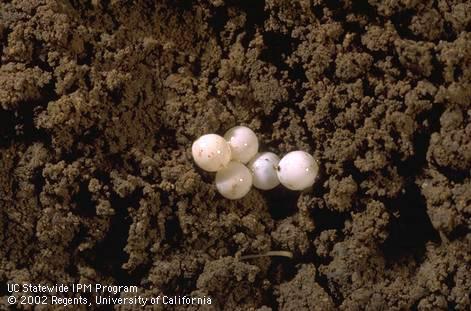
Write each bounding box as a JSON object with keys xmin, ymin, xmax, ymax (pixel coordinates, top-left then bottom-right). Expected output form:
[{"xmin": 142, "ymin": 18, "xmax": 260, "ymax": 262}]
[{"xmin": 0, "ymin": 0, "xmax": 470, "ymax": 310}]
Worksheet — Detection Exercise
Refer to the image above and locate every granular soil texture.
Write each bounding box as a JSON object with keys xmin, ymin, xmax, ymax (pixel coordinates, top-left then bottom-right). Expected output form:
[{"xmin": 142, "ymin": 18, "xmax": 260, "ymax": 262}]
[{"xmin": 0, "ymin": 0, "xmax": 470, "ymax": 310}]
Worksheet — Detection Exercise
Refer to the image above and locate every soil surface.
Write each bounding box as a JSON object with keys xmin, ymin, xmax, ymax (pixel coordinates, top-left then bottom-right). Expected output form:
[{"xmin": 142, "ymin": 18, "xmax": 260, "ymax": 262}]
[{"xmin": 1, "ymin": 1, "xmax": 470, "ymax": 310}]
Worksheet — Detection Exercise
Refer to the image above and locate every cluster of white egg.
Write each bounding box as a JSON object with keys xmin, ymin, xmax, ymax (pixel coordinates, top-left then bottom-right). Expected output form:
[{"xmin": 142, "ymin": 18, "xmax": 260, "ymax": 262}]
[{"xmin": 191, "ymin": 126, "xmax": 319, "ymax": 200}]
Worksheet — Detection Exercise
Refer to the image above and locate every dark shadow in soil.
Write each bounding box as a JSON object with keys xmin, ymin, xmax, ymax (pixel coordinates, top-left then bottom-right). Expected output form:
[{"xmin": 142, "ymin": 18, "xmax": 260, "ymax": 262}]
[
  {"xmin": 159, "ymin": 187, "xmax": 183, "ymax": 251},
  {"xmin": 396, "ymin": 101, "xmax": 443, "ymax": 177},
  {"xmin": 84, "ymin": 190, "xmax": 141, "ymax": 284},
  {"xmin": 442, "ymin": 21, "xmax": 459, "ymax": 42},
  {"xmin": 263, "ymin": 256, "xmax": 297, "ymax": 310},
  {"xmin": 164, "ymin": 214, "xmax": 183, "ymax": 248},
  {"xmin": 351, "ymin": 0, "xmax": 377, "ymax": 16},
  {"xmin": 381, "ymin": 183, "xmax": 440, "ymax": 260},
  {"xmin": 316, "ymin": 272, "xmax": 344, "ymax": 307},
  {"xmin": 208, "ymin": 0, "xmax": 266, "ymax": 53},
  {"xmin": 429, "ymin": 53, "xmax": 445, "ymax": 86},
  {"xmin": 0, "ymin": 282, "xmax": 8, "ymax": 296},
  {"xmin": 208, "ymin": 5, "xmax": 229, "ymax": 40},
  {"xmin": 272, "ymin": 256, "xmax": 297, "ymax": 281},
  {"xmin": 435, "ymin": 166, "xmax": 470, "ymax": 184},
  {"xmin": 262, "ymin": 286, "xmax": 279, "ymax": 311},
  {"xmin": 311, "ymin": 208, "xmax": 349, "ymax": 233},
  {"xmin": 32, "ymin": 166, "xmax": 46, "ymax": 203},
  {"xmin": 0, "ymin": 101, "xmax": 52, "ymax": 149},
  {"xmin": 266, "ymin": 186, "xmax": 299, "ymax": 220},
  {"xmin": 0, "ymin": 109, "xmax": 16, "ymax": 148},
  {"xmin": 448, "ymin": 225, "xmax": 470, "ymax": 241},
  {"xmin": 72, "ymin": 183, "xmax": 96, "ymax": 218},
  {"xmin": 237, "ymin": 0, "xmax": 266, "ymax": 38},
  {"xmin": 0, "ymin": 43, "xmax": 55, "ymax": 148},
  {"xmin": 304, "ymin": 207, "xmax": 349, "ymax": 307},
  {"xmin": 260, "ymin": 32, "xmax": 297, "ymax": 72},
  {"xmin": 171, "ymin": 0, "xmax": 193, "ymax": 11},
  {"xmin": 390, "ymin": 9, "xmax": 420, "ymax": 41}
]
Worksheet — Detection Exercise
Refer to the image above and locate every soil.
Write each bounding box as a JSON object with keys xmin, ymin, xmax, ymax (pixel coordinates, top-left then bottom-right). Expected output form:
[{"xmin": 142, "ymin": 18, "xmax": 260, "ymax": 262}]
[{"xmin": 0, "ymin": 0, "xmax": 470, "ymax": 310}]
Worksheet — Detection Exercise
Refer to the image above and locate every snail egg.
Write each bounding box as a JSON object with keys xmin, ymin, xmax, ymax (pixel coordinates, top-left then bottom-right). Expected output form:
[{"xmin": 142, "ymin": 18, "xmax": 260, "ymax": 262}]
[
  {"xmin": 277, "ymin": 151, "xmax": 318, "ymax": 191},
  {"xmin": 215, "ymin": 161, "xmax": 253, "ymax": 200},
  {"xmin": 192, "ymin": 134, "xmax": 231, "ymax": 172},
  {"xmin": 224, "ymin": 126, "xmax": 259, "ymax": 164},
  {"xmin": 247, "ymin": 152, "xmax": 280, "ymax": 190}
]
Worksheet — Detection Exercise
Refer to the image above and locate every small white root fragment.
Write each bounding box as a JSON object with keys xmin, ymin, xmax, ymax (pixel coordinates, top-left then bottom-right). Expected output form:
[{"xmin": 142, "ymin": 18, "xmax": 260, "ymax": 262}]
[{"xmin": 240, "ymin": 251, "xmax": 294, "ymax": 260}]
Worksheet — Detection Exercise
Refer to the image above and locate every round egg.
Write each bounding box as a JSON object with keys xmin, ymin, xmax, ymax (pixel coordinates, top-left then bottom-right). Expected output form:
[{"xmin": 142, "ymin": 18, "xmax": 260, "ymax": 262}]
[
  {"xmin": 215, "ymin": 161, "xmax": 253, "ymax": 200},
  {"xmin": 191, "ymin": 134, "xmax": 231, "ymax": 172},
  {"xmin": 224, "ymin": 126, "xmax": 259, "ymax": 163},
  {"xmin": 247, "ymin": 152, "xmax": 280, "ymax": 190},
  {"xmin": 277, "ymin": 151, "xmax": 318, "ymax": 190}
]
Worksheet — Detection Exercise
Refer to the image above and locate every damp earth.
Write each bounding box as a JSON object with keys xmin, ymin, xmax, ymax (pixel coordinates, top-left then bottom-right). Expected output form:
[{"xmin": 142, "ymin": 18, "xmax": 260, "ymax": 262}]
[{"xmin": 0, "ymin": 1, "xmax": 470, "ymax": 310}]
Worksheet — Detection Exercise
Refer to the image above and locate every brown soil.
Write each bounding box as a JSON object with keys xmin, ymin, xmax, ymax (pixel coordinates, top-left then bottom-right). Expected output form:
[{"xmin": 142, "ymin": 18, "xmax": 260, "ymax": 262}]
[{"xmin": 1, "ymin": 1, "xmax": 470, "ymax": 310}]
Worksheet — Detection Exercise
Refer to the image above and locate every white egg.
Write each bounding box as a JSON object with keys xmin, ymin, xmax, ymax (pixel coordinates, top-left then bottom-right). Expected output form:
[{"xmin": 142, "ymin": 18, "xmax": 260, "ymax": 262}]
[
  {"xmin": 277, "ymin": 151, "xmax": 318, "ymax": 191},
  {"xmin": 247, "ymin": 152, "xmax": 280, "ymax": 190},
  {"xmin": 192, "ymin": 134, "xmax": 231, "ymax": 172},
  {"xmin": 215, "ymin": 161, "xmax": 253, "ymax": 200},
  {"xmin": 224, "ymin": 126, "xmax": 259, "ymax": 164}
]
